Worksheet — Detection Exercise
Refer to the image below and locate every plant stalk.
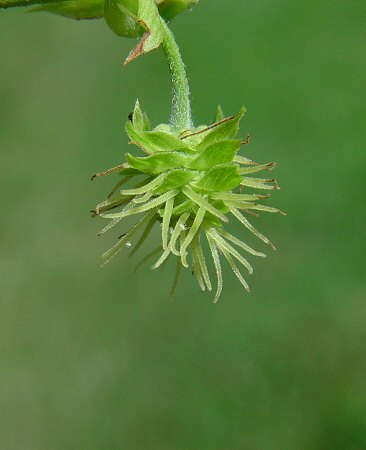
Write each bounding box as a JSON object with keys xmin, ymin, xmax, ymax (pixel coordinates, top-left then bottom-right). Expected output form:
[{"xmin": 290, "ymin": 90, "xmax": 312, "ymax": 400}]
[{"xmin": 161, "ymin": 22, "xmax": 192, "ymax": 131}]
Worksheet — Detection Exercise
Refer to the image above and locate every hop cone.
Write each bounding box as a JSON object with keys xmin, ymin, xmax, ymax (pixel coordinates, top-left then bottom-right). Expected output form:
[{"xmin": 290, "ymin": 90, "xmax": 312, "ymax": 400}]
[{"xmin": 93, "ymin": 101, "xmax": 283, "ymax": 301}]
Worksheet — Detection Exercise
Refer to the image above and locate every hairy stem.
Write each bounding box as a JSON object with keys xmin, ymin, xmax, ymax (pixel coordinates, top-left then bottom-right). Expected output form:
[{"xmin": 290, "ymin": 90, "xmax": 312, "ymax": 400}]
[{"xmin": 161, "ymin": 22, "xmax": 192, "ymax": 131}]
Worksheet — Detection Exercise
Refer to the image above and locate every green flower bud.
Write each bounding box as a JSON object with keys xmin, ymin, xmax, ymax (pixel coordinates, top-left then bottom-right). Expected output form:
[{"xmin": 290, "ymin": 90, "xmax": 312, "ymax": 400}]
[{"xmin": 93, "ymin": 101, "xmax": 284, "ymax": 302}]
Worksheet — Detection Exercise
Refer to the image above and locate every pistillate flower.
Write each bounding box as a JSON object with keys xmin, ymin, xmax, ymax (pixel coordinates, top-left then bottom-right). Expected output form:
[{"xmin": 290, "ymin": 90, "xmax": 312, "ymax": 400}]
[{"xmin": 92, "ymin": 101, "xmax": 284, "ymax": 301}]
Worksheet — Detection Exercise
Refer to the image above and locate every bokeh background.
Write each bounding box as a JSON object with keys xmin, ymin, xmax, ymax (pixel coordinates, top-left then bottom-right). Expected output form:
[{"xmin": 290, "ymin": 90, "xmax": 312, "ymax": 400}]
[{"xmin": 1, "ymin": 1, "xmax": 366, "ymax": 448}]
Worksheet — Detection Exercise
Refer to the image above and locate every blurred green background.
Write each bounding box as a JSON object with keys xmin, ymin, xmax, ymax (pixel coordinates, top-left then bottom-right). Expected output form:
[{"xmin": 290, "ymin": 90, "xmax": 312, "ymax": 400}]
[{"xmin": 1, "ymin": 1, "xmax": 366, "ymax": 449}]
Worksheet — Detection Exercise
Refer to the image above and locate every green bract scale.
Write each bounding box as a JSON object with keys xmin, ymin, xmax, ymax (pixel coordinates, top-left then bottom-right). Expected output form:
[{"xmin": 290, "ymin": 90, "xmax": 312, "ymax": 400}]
[{"xmin": 92, "ymin": 101, "xmax": 284, "ymax": 301}]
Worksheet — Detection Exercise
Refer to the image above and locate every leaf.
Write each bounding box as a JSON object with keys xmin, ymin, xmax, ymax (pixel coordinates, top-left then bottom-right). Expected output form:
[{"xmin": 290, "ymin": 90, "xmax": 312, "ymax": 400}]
[
  {"xmin": 197, "ymin": 107, "xmax": 246, "ymax": 150},
  {"xmin": 144, "ymin": 131, "xmax": 193, "ymax": 152},
  {"xmin": 157, "ymin": 0, "xmax": 197, "ymax": 21},
  {"xmin": 30, "ymin": 0, "xmax": 104, "ymax": 19},
  {"xmin": 188, "ymin": 139, "xmax": 240, "ymax": 170},
  {"xmin": 126, "ymin": 122, "xmax": 193, "ymax": 153},
  {"xmin": 192, "ymin": 165, "xmax": 242, "ymax": 192},
  {"xmin": 213, "ymin": 105, "xmax": 224, "ymax": 123},
  {"xmin": 131, "ymin": 99, "xmax": 151, "ymax": 132},
  {"xmin": 125, "ymin": 0, "xmax": 166, "ymax": 64},
  {"xmin": 126, "ymin": 151, "xmax": 192, "ymax": 175},
  {"xmin": 154, "ymin": 169, "xmax": 196, "ymax": 194}
]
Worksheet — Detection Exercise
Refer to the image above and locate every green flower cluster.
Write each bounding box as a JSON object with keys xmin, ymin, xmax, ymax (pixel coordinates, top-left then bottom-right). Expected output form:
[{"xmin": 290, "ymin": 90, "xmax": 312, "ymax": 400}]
[{"xmin": 93, "ymin": 101, "xmax": 284, "ymax": 301}]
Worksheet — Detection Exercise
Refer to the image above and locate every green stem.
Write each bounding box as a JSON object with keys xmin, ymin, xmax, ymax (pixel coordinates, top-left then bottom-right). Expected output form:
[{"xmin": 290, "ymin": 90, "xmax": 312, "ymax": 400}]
[{"xmin": 161, "ymin": 22, "xmax": 192, "ymax": 131}]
